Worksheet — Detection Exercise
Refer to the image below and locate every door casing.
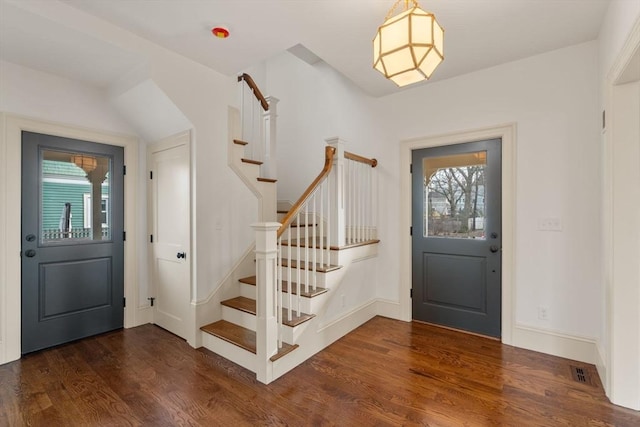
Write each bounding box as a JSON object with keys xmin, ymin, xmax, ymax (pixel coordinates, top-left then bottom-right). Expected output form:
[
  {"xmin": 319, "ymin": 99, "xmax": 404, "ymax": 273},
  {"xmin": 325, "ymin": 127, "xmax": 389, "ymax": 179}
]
[
  {"xmin": 400, "ymin": 123, "xmax": 516, "ymax": 345},
  {"xmin": 0, "ymin": 114, "xmax": 139, "ymax": 364}
]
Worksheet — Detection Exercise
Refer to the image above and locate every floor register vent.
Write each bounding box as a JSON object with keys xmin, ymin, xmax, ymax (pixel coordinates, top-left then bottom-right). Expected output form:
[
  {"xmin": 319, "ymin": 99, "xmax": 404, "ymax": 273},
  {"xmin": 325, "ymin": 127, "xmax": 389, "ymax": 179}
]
[{"xmin": 570, "ymin": 365, "xmax": 591, "ymax": 385}]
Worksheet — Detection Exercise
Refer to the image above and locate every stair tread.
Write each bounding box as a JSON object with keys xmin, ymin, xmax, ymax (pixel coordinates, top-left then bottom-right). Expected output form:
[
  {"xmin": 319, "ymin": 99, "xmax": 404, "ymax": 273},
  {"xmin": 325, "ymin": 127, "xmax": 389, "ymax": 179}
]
[
  {"xmin": 280, "ymin": 259, "xmax": 341, "ymax": 272},
  {"xmin": 257, "ymin": 177, "xmax": 277, "ymax": 183},
  {"xmin": 201, "ymin": 320, "xmax": 299, "ymax": 360},
  {"xmin": 277, "ymin": 210, "xmax": 289, "ymax": 214},
  {"xmin": 239, "ymin": 276, "xmax": 328, "ymax": 298},
  {"xmin": 221, "ymin": 296, "xmax": 255, "ymax": 314},
  {"xmin": 270, "ymin": 343, "xmax": 299, "ymax": 362},
  {"xmin": 241, "ymin": 158, "xmax": 263, "ymax": 165},
  {"xmin": 201, "ymin": 320, "xmax": 256, "ymax": 353},
  {"xmin": 233, "ymin": 139, "xmax": 249, "ymax": 146}
]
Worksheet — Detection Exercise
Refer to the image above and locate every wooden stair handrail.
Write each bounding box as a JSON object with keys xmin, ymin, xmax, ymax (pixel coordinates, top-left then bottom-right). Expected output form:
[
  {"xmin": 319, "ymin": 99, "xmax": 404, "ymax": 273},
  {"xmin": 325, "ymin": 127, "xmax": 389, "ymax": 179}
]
[
  {"xmin": 344, "ymin": 151, "xmax": 378, "ymax": 167},
  {"xmin": 277, "ymin": 146, "xmax": 336, "ymax": 237},
  {"xmin": 238, "ymin": 73, "xmax": 269, "ymax": 111}
]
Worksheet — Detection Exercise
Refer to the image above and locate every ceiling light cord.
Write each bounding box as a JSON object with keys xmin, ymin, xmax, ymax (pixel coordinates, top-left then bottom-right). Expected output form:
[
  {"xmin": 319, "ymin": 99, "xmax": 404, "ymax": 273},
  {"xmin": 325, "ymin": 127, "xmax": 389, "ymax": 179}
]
[{"xmin": 385, "ymin": 0, "xmax": 420, "ymax": 20}]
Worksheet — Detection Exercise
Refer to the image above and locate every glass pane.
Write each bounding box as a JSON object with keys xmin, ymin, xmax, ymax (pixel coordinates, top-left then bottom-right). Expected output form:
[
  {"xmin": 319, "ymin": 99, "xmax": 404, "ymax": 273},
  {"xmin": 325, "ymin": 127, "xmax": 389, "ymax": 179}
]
[
  {"xmin": 41, "ymin": 150, "xmax": 111, "ymax": 243},
  {"xmin": 423, "ymin": 151, "xmax": 486, "ymax": 239}
]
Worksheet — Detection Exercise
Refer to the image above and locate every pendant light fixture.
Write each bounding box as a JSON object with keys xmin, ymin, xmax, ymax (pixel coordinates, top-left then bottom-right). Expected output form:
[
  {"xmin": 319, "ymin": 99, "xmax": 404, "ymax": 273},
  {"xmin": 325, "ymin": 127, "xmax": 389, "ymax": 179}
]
[
  {"xmin": 373, "ymin": 0, "xmax": 444, "ymax": 87},
  {"xmin": 71, "ymin": 154, "xmax": 98, "ymax": 173}
]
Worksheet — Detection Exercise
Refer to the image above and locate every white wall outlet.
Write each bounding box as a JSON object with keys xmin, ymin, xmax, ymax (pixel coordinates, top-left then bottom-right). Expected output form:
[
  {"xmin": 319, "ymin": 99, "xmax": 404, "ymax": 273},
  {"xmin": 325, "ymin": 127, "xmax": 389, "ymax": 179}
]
[
  {"xmin": 538, "ymin": 305, "xmax": 549, "ymax": 320},
  {"xmin": 538, "ymin": 217, "xmax": 563, "ymax": 231}
]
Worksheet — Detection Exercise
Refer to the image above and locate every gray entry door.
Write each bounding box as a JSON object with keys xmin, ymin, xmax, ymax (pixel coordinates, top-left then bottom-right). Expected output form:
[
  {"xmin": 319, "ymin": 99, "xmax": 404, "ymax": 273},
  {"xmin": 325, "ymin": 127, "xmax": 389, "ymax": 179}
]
[
  {"xmin": 21, "ymin": 131, "xmax": 124, "ymax": 354},
  {"xmin": 412, "ymin": 139, "xmax": 501, "ymax": 337}
]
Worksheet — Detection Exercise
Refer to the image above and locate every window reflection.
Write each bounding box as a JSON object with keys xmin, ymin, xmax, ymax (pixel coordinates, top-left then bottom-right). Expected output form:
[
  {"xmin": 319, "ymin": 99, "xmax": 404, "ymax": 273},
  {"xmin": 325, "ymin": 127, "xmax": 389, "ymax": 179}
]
[
  {"xmin": 41, "ymin": 150, "xmax": 111, "ymax": 243},
  {"xmin": 423, "ymin": 151, "xmax": 487, "ymax": 239}
]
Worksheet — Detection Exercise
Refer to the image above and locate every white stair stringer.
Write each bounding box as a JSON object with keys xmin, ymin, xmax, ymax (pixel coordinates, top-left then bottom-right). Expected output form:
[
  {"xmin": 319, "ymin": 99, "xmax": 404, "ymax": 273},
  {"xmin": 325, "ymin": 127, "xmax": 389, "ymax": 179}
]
[
  {"xmin": 199, "ymin": 241, "xmax": 379, "ymax": 381},
  {"xmin": 228, "ymin": 106, "xmax": 276, "ymax": 222},
  {"xmin": 270, "ymin": 242, "xmax": 379, "ymax": 380}
]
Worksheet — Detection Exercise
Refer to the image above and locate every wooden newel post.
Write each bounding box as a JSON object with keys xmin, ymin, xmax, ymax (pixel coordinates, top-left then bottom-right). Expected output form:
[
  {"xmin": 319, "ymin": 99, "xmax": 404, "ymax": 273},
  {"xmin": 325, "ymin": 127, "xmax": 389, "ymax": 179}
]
[
  {"xmin": 326, "ymin": 137, "xmax": 346, "ymax": 247},
  {"xmin": 252, "ymin": 222, "xmax": 280, "ymax": 384}
]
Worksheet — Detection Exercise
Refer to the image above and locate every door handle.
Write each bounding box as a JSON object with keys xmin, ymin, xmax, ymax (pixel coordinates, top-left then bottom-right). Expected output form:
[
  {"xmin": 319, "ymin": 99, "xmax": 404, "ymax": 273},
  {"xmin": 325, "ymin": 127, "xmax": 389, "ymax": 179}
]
[
  {"xmin": 25, "ymin": 249, "xmax": 36, "ymax": 257},
  {"xmin": 176, "ymin": 252, "xmax": 186, "ymax": 259},
  {"xmin": 490, "ymin": 245, "xmax": 500, "ymax": 253}
]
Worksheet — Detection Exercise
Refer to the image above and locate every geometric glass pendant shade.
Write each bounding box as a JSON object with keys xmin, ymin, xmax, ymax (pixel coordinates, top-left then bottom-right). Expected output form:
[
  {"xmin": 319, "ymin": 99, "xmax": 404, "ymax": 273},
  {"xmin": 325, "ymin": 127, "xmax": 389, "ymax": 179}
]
[{"xmin": 373, "ymin": 0, "xmax": 444, "ymax": 87}]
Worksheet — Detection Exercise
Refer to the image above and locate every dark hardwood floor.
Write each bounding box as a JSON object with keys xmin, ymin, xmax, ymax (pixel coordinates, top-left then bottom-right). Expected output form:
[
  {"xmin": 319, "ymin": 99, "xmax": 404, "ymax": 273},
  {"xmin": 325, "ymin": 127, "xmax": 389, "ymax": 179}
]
[{"xmin": 1, "ymin": 316, "xmax": 638, "ymax": 426}]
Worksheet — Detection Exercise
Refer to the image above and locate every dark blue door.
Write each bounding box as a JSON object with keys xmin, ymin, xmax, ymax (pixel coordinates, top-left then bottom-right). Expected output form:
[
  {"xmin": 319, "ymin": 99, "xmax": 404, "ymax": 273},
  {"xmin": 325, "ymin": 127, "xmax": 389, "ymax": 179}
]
[
  {"xmin": 21, "ymin": 131, "xmax": 124, "ymax": 353},
  {"xmin": 412, "ymin": 139, "xmax": 502, "ymax": 337}
]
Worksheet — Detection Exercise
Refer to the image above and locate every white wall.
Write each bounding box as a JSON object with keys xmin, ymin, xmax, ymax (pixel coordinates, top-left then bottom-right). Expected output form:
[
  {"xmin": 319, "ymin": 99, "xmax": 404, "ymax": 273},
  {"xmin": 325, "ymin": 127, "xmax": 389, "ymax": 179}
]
[
  {"xmin": 0, "ymin": 0, "xmax": 259, "ymax": 352},
  {"xmin": 262, "ymin": 52, "xmax": 392, "ymax": 321},
  {"xmin": 263, "ymin": 42, "xmax": 603, "ymax": 345},
  {"xmin": 0, "ymin": 60, "xmax": 134, "ymax": 133},
  {"xmin": 383, "ymin": 42, "xmax": 601, "ymax": 340}
]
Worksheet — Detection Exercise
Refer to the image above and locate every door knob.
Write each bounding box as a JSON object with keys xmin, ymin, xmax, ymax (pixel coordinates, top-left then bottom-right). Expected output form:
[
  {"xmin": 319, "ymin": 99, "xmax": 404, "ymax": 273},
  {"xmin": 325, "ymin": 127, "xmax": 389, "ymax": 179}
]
[
  {"xmin": 490, "ymin": 245, "xmax": 500, "ymax": 253},
  {"xmin": 25, "ymin": 249, "xmax": 36, "ymax": 257},
  {"xmin": 176, "ymin": 252, "xmax": 186, "ymax": 259}
]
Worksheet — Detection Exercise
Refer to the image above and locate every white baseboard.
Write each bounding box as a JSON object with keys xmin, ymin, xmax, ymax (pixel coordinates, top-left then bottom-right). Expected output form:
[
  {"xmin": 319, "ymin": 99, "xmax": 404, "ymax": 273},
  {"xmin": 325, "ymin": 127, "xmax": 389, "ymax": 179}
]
[
  {"xmin": 513, "ymin": 323, "xmax": 597, "ymax": 364},
  {"xmin": 375, "ymin": 298, "xmax": 402, "ymax": 320},
  {"xmin": 595, "ymin": 341, "xmax": 608, "ymax": 393},
  {"xmin": 133, "ymin": 305, "xmax": 153, "ymax": 327}
]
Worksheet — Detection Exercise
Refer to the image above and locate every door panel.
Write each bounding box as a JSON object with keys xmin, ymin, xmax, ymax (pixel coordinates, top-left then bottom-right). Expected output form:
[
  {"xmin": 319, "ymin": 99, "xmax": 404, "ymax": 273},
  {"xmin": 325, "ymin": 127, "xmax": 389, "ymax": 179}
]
[
  {"xmin": 423, "ymin": 253, "xmax": 486, "ymax": 312},
  {"xmin": 149, "ymin": 135, "xmax": 190, "ymax": 339},
  {"xmin": 412, "ymin": 139, "xmax": 501, "ymax": 337},
  {"xmin": 21, "ymin": 131, "xmax": 124, "ymax": 354}
]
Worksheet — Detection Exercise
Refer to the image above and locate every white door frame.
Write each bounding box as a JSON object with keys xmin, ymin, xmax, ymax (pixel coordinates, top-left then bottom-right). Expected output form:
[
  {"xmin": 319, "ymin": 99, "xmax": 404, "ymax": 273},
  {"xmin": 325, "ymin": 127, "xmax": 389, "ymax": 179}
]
[
  {"xmin": 0, "ymin": 114, "xmax": 139, "ymax": 364},
  {"xmin": 601, "ymin": 16, "xmax": 640, "ymax": 410},
  {"xmin": 399, "ymin": 123, "xmax": 517, "ymax": 345}
]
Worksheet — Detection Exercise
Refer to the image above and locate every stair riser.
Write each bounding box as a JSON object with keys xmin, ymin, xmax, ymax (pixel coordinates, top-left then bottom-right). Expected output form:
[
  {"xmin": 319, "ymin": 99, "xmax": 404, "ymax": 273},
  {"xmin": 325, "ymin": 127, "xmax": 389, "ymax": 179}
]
[
  {"xmin": 277, "ymin": 267, "xmax": 339, "ymax": 287},
  {"xmin": 278, "ymin": 248, "xmax": 338, "ymax": 265},
  {"xmin": 201, "ymin": 332, "xmax": 256, "ymax": 372},
  {"xmin": 240, "ymin": 282, "xmax": 256, "ymax": 299},
  {"xmin": 232, "ymin": 143, "xmax": 245, "ymax": 161},
  {"xmin": 279, "ymin": 213, "xmax": 324, "ymax": 227},
  {"xmin": 239, "ymin": 162, "xmax": 260, "ymax": 181},
  {"xmin": 239, "ymin": 283, "xmax": 325, "ymax": 313},
  {"xmin": 222, "ymin": 306, "xmax": 257, "ymax": 331},
  {"xmin": 280, "ymin": 293, "xmax": 325, "ymax": 313}
]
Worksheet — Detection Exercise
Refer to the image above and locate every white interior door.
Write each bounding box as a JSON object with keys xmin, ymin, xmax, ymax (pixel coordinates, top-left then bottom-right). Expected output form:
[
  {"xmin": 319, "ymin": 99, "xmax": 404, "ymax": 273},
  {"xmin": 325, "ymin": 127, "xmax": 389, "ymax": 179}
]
[{"xmin": 149, "ymin": 132, "xmax": 191, "ymax": 339}]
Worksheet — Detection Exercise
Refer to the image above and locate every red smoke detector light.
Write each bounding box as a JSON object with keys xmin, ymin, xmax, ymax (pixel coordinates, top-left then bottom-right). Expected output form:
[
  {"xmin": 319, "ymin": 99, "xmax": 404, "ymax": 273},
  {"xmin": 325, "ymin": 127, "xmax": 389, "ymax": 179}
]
[{"xmin": 212, "ymin": 27, "xmax": 230, "ymax": 39}]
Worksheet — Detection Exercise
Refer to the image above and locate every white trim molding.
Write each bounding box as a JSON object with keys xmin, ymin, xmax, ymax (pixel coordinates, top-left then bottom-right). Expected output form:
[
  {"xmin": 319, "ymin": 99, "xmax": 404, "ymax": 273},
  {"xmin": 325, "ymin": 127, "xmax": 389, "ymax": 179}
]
[
  {"xmin": 0, "ymin": 113, "xmax": 139, "ymax": 365},
  {"xmin": 513, "ymin": 323, "xmax": 598, "ymax": 364},
  {"xmin": 601, "ymin": 15, "xmax": 640, "ymax": 411},
  {"xmin": 399, "ymin": 123, "xmax": 517, "ymax": 345}
]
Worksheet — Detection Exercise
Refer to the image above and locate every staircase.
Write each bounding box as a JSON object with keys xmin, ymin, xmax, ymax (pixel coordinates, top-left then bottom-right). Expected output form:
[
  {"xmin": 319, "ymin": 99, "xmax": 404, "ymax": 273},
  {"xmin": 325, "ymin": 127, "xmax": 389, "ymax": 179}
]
[{"xmin": 199, "ymin": 74, "xmax": 379, "ymax": 384}]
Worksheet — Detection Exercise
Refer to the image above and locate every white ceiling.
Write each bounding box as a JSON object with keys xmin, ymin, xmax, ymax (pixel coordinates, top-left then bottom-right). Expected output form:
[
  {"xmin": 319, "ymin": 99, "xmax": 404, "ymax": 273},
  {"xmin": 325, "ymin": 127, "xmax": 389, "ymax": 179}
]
[{"xmin": 1, "ymin": 0, "xmax": 611, "ymax": 97}]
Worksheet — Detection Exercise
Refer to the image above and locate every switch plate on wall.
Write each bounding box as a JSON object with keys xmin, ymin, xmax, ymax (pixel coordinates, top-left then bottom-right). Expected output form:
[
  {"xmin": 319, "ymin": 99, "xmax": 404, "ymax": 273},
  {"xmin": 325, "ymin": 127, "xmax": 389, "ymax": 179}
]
[
  {"xmin": 538, "ymin": 305, "xmax": 550, "ymax": 320},
  {"xmin": 538, "ymin": 217, "xmax": 562, "ymax": 231}
]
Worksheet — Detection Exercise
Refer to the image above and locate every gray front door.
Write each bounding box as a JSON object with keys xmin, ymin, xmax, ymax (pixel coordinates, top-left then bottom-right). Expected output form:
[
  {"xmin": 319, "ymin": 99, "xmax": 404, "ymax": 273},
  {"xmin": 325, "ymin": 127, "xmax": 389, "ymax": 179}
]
[
  {"xmin": 412, "ymin": 139, "xmax": 501, "ymax": 337},
  {"xmin": 21, "ymin": 131, "xmax": 124, "ymax": 354}
]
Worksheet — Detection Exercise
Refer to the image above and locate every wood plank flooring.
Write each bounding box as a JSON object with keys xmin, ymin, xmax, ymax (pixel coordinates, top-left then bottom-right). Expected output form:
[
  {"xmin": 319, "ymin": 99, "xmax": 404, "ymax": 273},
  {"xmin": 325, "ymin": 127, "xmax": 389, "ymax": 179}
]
[{"xmin": 1, "ymin": 316, "xmax": 639, "ymax": 426}]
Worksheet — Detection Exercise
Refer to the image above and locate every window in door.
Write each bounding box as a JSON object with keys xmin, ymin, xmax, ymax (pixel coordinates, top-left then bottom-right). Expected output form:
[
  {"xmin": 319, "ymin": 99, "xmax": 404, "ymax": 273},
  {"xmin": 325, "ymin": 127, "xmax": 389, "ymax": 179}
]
[
  {"xmin": 423, "ymin": 151, "xmax": 487, "ymax": 239},
  {"xmin": 41, "ymin": 150, "xmax": 111, "ymax": 242}
]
